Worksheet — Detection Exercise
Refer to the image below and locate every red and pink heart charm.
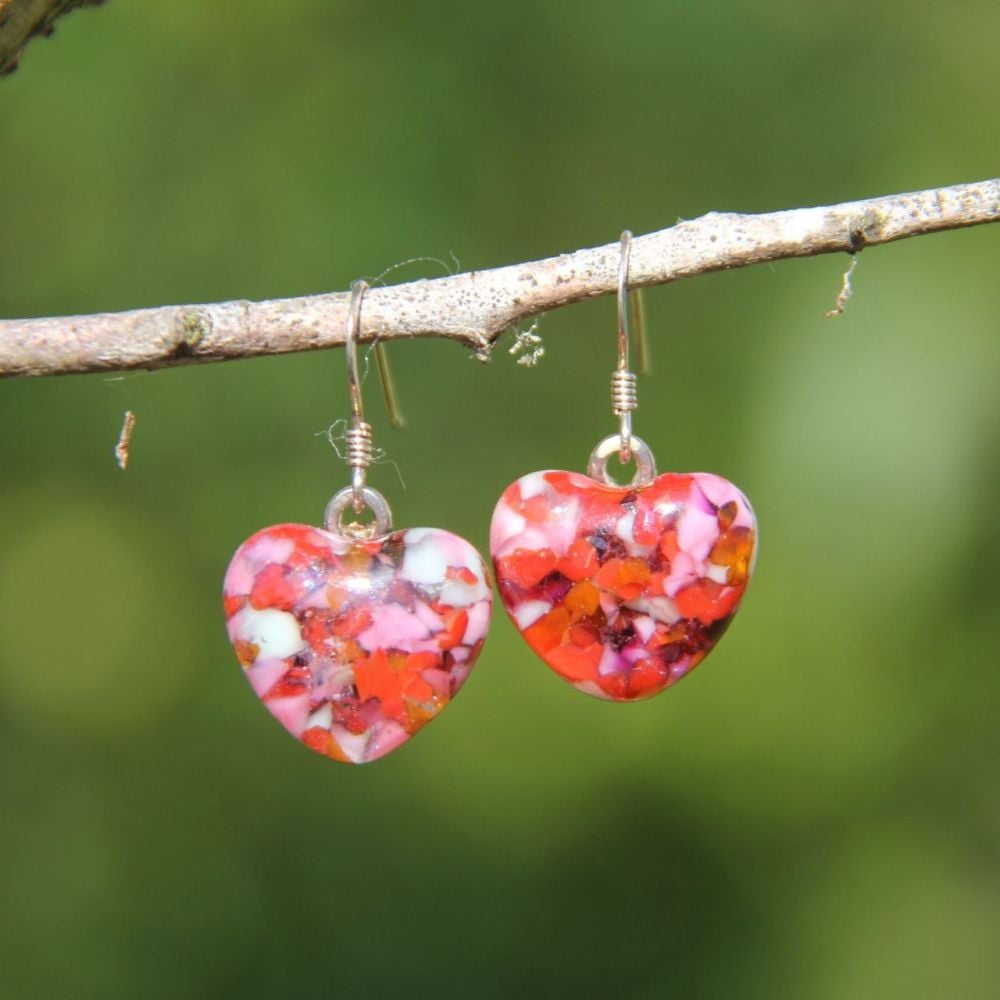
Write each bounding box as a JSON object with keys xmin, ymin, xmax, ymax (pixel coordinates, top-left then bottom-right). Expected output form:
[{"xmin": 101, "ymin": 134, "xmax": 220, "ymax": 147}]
[
  {"xmin": 490, "ymin": 466, "xmax": 756, "ymax": 701},
  {"xmin": 224, "ymin": 522, "xmax": 492, "ymax": 763}
]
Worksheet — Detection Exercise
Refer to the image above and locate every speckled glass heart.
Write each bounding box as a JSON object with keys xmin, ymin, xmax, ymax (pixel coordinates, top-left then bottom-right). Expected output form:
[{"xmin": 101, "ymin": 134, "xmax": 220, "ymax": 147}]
[
  {"xmin": 224, "ymin": 523, "xmax": 492, "ymax": 763},
  {"xmin": 491, "ymin": 469, "xmax": 756, "ymax": 701}
]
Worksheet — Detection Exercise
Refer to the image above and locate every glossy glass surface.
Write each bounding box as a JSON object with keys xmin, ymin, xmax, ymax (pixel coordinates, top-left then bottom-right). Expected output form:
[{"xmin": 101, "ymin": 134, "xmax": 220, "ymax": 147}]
[
  {"xmin": 492, "ymin": 469, "xmax": 756, "ymax": 701},
  {"xmin": 225, "ymin": 523, "xmax": 492, "ymax": 762}
]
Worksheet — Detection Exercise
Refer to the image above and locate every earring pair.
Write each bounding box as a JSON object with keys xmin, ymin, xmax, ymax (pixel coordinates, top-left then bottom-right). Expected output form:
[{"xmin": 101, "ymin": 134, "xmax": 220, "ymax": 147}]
[{"xmin": 223, "ymin": 235, "xmax": 757, "ymax": 764}]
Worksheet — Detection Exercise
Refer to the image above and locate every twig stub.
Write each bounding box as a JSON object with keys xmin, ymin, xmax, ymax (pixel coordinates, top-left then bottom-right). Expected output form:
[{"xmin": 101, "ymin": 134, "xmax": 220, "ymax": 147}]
[{"xmin": 114, "ymin": 410, "xmax": 136, "ymax": 470}]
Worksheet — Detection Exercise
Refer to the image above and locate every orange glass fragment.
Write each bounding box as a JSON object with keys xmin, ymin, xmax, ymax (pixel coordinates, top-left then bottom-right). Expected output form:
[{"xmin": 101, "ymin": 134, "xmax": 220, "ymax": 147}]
[
  {"xmin": 568, "ymin": 622, "xmax": 601, "ymax": 648},
  {"xmin": 594, "ymin": 557, "xmax": 650, "ymax": 597},
  {"xmin": 595, "ymin": 661, "xmax": 666, "ymax": 700},
  {"xmin": 497, "ymin": 548, "xmax": 559, "ymax": 589},
  {"xmin": 403, "ymin": 674, "xmax": 435, "ymax": 704},
  {"xmin": 249, "ymin": 563, "xmax": 300, "ymax": 611},
  {"xmin": 302, "ymin": 725, "xmax": 353, "ymax": 762},
  {"xmin": 565, "ymin": 580, "xmax": 600, "ymax": 617},
  {"xmin": 233, "ymin": 639, "xmax": 259, "ymax": 667},
  {"xmin": 223, "ymin": 593, "xmax": 246, "ymax": 617},
  {"xmin": 557, "ymin": 538, "xmax": 599, "ymax": 581},
  {"xmin": 405, "ymin": 650, "xmax": 444, "ymax": 673},
  {"xmin": 718, "ymin": 501, "xmax": 738, "ymax": 531},
  {"xmin": 354, "ymin": 649, "xmax": 404, "ymax": 717},
  {"xmin": 546, "ymin": 640, "xmax": 602, "ymax": 681},
  {"xmin": 659, "ymin": 531, "xmax": 679, "ymax": 560},
  {"xmin": 674, "ymin": 579, "xmax": 741, "ymax": 624},
  {"xmin": 709, "ymin": 526, "xmax": 754, "ymax": 585},
  {"xmin": 523, "ymin": 606, "xmax": 571, "ymax": 653},
  {"xmin": 438, "ymin": 609, "xmax": 469, "ymax": 650}
]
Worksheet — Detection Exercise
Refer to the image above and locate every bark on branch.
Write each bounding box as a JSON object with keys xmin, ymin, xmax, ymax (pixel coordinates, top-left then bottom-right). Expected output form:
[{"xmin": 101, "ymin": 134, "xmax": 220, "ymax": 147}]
[
  {"xmin": 0, "ymin": 0, "xmax": 104, "ymax": 76},
  {"xmin": 2, "ymin": 178, "xmax": 998, "ymax": 380}
]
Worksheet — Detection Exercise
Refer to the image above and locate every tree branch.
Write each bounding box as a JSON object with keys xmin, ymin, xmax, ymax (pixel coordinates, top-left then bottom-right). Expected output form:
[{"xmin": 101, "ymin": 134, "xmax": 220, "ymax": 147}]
[
  {"xmin": 3, "ymin": 178, "xmax": 998, "ymax": 380},
  {"xmin": 0, "ymin": 0, "xmax": 105, "ymax": 76}
]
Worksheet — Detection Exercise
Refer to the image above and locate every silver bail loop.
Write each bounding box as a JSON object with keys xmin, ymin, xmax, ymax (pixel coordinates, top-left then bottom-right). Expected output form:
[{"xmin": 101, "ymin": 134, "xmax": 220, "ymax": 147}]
[
  {"xmin": 325, "ymin": 485, "xmax": 393, "ymax": 539},
  {"xmin": 587, "ymin": 434, "xmax": 657, "ymax": 489}
]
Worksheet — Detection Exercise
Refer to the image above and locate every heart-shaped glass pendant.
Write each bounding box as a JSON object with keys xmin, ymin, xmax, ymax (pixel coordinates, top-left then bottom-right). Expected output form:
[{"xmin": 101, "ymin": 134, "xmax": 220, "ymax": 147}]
[
  {"xmin": 224, "ymin": 488, "xmax": 492, "ymax": 763},
  {"xmin": 491, "ymin": 436, "xmax": 756, "ymax": 702}
]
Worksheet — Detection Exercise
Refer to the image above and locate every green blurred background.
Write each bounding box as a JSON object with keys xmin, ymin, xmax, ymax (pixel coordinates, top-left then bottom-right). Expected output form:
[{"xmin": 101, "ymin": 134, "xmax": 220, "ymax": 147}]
[{"xmin": 2, "ymin": 2, "xmax": 999, "ymax": 997}]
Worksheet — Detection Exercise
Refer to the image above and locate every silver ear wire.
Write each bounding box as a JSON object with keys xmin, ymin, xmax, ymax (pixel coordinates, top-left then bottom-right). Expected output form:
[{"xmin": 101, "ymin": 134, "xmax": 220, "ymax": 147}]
[
  {"xmin": 586, "ymin": 231, "xmax": 656, "ymax": 488},
  {"xmin": 344, "ymin": 280, "xmax": 375, "ymax": 512},
  {"xmin": 325, "ymin": 279, "xmax": 394, "ymax": 537},
  {"xmin": 613, "ymin": 231, "xmax": 639, "ymax": 464}
]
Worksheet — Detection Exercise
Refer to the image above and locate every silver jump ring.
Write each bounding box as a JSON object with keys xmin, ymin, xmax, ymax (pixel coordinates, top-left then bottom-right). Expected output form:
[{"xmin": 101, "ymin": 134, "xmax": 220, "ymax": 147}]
[
  {"xmin": 587, "ymin": 434, "xmax": 657, "ymax": 488},
  {"xmin": 324, "ymin": 485, "xmax": 393, "ymax": 539}
]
